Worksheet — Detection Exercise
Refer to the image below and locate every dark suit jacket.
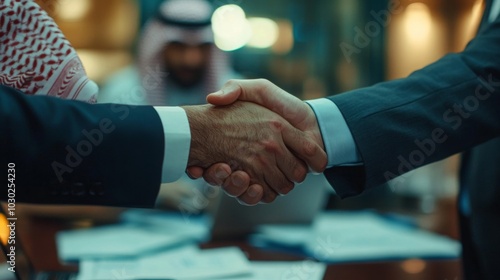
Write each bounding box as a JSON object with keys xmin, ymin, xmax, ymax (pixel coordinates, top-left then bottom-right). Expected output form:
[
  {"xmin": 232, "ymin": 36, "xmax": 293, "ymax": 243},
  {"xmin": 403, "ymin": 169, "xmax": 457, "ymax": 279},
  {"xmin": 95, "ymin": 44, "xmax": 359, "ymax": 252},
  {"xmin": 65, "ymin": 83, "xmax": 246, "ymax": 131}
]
[
  {"xmin": 323, "ymin": 6, "xmax": 500, "ymax": 280},
  {"xmin": 0, "ymin": 85, "xmax": 163, "ymax": 208}
]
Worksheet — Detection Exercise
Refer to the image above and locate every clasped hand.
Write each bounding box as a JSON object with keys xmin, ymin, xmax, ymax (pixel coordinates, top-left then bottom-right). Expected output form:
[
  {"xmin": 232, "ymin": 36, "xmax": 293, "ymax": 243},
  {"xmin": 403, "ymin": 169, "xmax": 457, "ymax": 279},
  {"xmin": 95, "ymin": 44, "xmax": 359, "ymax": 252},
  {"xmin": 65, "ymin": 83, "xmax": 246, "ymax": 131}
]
[{"xmin": 183, "ymin": 79, "xmax": 327, "ymax": 205}]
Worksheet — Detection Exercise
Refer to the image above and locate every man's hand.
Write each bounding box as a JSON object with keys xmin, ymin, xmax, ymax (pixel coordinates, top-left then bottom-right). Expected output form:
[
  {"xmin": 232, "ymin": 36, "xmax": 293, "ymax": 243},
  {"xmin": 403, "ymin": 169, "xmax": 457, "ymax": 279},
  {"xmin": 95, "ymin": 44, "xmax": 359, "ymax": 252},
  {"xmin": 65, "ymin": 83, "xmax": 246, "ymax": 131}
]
[
  {"xmin": 183, "ymin": 101, "xmax": 312, "ymax": 205},
  {"xmin": 187, "ymin": 79, "xmax": 327, "ymax": 203},
  {"xmin": 209, "ymin": 79, "xmax": 326, "ymax": 170}
]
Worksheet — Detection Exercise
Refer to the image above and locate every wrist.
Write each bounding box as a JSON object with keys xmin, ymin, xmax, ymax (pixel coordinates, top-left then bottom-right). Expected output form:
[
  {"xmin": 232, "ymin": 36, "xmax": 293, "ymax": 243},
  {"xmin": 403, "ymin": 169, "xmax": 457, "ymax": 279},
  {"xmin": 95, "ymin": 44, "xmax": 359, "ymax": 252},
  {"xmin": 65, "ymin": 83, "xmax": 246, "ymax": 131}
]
[{"xmin": 182, "ymin": 105, "xmax": 209, "ymax": 167}]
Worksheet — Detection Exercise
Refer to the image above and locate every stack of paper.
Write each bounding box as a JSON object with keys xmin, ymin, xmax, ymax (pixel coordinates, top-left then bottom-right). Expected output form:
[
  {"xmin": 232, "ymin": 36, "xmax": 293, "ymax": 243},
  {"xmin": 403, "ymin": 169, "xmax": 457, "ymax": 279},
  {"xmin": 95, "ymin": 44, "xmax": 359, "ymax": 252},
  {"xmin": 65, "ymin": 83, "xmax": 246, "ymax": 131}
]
[
  {"xmin": 77, "ymin": 245, "xmax": 252, "ymax": 280},
  {"xmin": 57, "ymin": 212, "xmax": 327, "ymax": 280},
  {"xmin": 77, "ymin": 245, "xmax": 326, "ymax": 280},
  {"xmin": 57, "ymin": 224, "xmax": 194, "ymax": 261},
  {"xmin": 57, "ymin": 210, "xmax": 211, "ymax": 262},
  {"xmin": 222, "ymin": 262, "xmax": 326, "ymax": 280},
  {"xmin": 120, "ymin": 209, "xmax": 211, "ymax": 242},
  {"xmin": 252, "ymin": 211, "xmax": 460, "ymax": 263}
]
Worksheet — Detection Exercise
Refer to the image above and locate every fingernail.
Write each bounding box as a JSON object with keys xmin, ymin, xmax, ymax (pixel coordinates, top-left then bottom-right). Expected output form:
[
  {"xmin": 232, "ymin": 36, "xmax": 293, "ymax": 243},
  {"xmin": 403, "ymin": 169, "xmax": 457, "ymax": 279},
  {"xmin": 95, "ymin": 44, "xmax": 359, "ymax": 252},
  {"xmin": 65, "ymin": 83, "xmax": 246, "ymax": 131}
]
[
  {"xmin": 248, "ymin": 187, "xmax": 258, "ymax": 198},
  {"xmin": 215, "ymin": 168, "xmax": 229, "ymax": 179},
  {"xmin": 232, "ymin": 175, "xmax": 244, "ymax": 187},
  {"xmin": 210, "ymin": 90, "xmax": 224, "ymax": 96}
]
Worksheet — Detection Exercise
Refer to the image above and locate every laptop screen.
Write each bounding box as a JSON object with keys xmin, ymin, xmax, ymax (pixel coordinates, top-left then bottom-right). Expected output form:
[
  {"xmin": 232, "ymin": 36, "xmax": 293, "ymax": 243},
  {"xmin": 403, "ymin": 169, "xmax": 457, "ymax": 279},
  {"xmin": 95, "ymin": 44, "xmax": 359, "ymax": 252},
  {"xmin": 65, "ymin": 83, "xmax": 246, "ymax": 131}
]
[{"xmin": 0, "ymin": 204, "xmax": 32, "ymax": 280}]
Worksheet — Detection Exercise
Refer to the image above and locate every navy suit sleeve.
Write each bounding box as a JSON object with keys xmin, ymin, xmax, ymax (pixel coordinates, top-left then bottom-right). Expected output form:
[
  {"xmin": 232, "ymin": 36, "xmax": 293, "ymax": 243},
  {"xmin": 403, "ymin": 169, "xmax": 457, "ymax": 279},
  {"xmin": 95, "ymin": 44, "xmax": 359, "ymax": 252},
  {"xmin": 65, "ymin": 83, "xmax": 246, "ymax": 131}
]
[
  {"xmin": 324, "ymin": 17, "xmax": 500, "ymax": 198},
  {"xmin": 0, "ymin": 85, "xmax": 164, "ymax": 207}
]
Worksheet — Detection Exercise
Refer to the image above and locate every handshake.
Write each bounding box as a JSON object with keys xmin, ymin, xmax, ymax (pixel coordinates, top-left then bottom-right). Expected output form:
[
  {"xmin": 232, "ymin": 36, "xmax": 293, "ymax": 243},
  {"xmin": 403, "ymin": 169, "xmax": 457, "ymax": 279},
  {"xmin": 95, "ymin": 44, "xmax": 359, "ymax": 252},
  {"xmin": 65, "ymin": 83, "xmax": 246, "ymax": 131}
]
[{"xmin": 182, "ymin": 79, "xmax": 327, "ymax": 206}]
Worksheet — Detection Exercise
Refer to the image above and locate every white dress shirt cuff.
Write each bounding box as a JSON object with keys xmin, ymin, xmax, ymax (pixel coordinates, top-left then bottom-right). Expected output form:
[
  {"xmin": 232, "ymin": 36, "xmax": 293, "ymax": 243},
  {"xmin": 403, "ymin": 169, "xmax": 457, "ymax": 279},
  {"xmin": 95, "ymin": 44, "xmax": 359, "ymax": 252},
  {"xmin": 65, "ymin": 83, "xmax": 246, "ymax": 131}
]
[
  {"xmin": 153, "ymin": 107, "xmax": 191, "ymax": 183},
  {"xmin": 306, "ymin": 98, "xmax": 361, "ymax": 168}
]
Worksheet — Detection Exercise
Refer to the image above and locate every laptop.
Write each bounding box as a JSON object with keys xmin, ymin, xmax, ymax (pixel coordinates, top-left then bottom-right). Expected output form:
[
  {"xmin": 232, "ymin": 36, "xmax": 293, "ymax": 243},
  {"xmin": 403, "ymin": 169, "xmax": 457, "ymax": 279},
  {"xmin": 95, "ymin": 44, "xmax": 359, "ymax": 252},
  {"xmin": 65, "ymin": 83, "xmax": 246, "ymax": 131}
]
[
  {"xmin": 0, "ymin": 205, "xmax": 78, "ymax": 280},
  {"xmin": 209, "ymin": 174, "xmax": 331, "ymax": 239}
]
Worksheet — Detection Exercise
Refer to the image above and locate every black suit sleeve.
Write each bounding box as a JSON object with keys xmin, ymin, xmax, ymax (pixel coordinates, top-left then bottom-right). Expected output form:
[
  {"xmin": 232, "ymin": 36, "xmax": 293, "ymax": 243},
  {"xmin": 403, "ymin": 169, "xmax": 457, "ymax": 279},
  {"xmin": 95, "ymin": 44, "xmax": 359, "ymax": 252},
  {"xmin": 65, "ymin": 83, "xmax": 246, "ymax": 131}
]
[
  {"xmin": 324, "ymin": 17, "xmax": 500, "ymax": 198},
  {"xmin": 0, "ymin": 85, "xmax": 164, "ymax": 207}
]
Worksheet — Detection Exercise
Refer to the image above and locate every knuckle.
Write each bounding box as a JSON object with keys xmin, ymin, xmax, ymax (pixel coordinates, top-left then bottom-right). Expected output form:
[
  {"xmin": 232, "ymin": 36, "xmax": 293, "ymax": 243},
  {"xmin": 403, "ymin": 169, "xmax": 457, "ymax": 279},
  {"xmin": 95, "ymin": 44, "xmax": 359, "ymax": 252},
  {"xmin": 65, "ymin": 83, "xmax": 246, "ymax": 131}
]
[
  {"xmin": 228, "ymin": 159, "xmax": 240, "ymax": 171},
  {"xmin": 257, "ymin": 78, "xmax": 270, "ymax": 85},
  {"xmin": 262, "ymin": 140, "xmax": 280, "ymax": 154},
  {"xmin": 263, "ymin": 79, "xmax": 272, "ymax": 88},
  {"xmin": 269, "ymin": 119, "xmax": 283, "ymax": 131},
  {"xmin": 224, "ymin": 79, "xmax": 237, "ymax": 88},
  {"xmin": 254, "ymin": 153, "xmax": 267, "ymax": 166},
  {"xmin": 256, "ymin": 78, "xmax": 271, "ymax": 93}
]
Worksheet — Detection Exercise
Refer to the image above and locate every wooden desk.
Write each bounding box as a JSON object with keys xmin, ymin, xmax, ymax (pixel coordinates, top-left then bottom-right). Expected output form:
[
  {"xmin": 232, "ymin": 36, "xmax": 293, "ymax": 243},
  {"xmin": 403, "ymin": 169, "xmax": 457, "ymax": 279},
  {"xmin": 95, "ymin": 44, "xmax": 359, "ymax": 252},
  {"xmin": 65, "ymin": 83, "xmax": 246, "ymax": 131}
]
[{"xmin": 19, "ymin": 216, "xmax": 462, "ymax": 280}]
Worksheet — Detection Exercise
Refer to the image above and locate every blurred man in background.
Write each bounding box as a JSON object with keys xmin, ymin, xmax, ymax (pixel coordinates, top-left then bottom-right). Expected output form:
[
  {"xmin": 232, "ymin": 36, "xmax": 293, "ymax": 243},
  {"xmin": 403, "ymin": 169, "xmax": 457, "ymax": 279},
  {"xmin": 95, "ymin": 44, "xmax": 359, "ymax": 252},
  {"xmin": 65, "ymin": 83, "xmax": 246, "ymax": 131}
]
[
  {"xmin": 99, "ymin": 0, "xmax": 240, "ymax": 212},
  {"xmin": 99, "ymin": 0, "xmax": 237, "ymax": 106}
]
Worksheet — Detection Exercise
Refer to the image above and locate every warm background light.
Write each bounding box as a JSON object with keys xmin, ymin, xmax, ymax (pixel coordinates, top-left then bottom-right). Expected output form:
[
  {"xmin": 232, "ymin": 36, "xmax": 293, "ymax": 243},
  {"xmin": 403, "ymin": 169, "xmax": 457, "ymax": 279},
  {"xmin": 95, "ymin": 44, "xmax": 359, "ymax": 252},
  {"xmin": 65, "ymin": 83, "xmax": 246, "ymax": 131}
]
[
  {"xmin": 211, "ymin": 6, "xmax": 284, "ymax": 52},
  {"xmin": 247, "ymin": 17, "xmax": 279, "ymax": 49},
  {"xmin": 271, "ymin": 20, "xmax": 294, "ymax": 55},
  {"xmin": 212, "ymin": 4, "xmax": 252, "ymax": 51},
  {"xmin": 77, "ymin": 50, "xmax": 133, "ymax": 84},
  {"xmin": 404, "ymin": 3, "xmax": 432, "ymax": 42},
  {"xmin": 387, "ymin": 1, "xmax": 446, "ymax": 80},
  {"xmin": 0, "ymin": 212, "xmax": 7, "ymax": 246},
  {"xmin": 463, "ymin": 0, "xmax": 485, "ymax": 46},
  {"xmin": 56, "ymin": 0, "xmax": 91, "ymax": 21},
  {"xmin": 401, "ymin": 258, "xmax": 427, "ymax": 274},
  {"xmin": 34, "ymin": 0, "xmax": 139, "ymax": 84}
]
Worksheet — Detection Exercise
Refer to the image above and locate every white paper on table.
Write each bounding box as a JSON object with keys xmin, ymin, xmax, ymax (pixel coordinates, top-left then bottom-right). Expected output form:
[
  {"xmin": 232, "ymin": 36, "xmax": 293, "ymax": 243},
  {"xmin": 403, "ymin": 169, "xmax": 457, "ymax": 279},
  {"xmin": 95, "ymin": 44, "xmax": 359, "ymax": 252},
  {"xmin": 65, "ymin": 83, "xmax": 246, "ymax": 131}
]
[
  {"xmin": 254, "ymin": 225, "xmax": 313, "ymax": 247},
  {"xmin": 77, "ymin": 245, "xmax": 252, "ymax": 280},
  {"xmin": 57, "ymin": 224, "xmax": 191, "ymax": 261},
  {"xmin": 251, "ymin": 211, "xmax": 460, "ymax": 263},
  {"xmin": 120, "ymin": 209, "xmax": 210, "ymax": 242},
  {"xmin": 304, "ymin": 211, "xmax": 460, "ymax": 262},
  {"xmin": 221, "ymin": 261, "xmax": 326, "ymax": 280},
  {"xmin": 77, "ymin": 258, "xmax": 138, "ymax": 280}
]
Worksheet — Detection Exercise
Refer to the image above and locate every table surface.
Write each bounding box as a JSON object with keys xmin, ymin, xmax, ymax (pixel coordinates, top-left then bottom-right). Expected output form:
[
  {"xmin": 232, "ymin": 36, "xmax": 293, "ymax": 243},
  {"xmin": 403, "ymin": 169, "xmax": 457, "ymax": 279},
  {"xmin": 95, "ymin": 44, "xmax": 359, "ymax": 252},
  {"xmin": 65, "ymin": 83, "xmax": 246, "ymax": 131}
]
[{"xmin": 17, "ymin": 216, "xmax": 463, "ymax": 280}]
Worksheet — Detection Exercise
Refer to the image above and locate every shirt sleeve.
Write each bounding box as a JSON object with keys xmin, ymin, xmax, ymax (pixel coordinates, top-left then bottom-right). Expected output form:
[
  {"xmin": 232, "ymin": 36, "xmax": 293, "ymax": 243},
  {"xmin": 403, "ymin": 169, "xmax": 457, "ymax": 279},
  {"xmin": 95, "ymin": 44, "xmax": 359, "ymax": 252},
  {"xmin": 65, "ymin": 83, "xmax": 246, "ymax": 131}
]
[
  {"xmin": 153, "ymin": 107, "xmax": 191, "ymax": 183},
  {"xmin": 306, "ymin": 98, "xmax": 362, "ymax": 168}
]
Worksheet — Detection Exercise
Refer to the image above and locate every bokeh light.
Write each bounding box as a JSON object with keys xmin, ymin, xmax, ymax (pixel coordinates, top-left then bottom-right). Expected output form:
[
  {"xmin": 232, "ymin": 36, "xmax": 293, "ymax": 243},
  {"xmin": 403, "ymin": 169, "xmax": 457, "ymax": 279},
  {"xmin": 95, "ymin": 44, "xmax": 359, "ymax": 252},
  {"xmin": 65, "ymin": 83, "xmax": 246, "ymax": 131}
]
[
  {"xmin": 56, "ymin": 0, "xmax": 91, "ymax": 21},
  {"xmin": 247, "ymin": 17, "xmax": 279, "ymax": 49},
  {"xmin": 211, "ymin": 5, "xmax": 252, "ymax": 51},
  {"xmin": 404, "ymin": 3, "xmax": 432, "ymax": 42}
]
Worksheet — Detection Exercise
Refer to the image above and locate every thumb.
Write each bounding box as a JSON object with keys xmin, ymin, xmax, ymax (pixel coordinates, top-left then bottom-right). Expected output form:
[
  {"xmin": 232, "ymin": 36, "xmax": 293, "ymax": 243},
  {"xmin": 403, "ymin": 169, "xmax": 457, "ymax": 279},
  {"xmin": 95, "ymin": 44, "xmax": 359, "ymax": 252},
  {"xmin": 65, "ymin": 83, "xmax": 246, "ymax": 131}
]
[
  {"xmin": 209, "ymin": 79, "xmax": 308, "ymax": 128},
  {"xmin": 207, "ymin": 83, "xmax": 241, "ymax": 106},
  {"xmin": 207, "ymin": 79, "xmax": 297, "ymax": 119}
]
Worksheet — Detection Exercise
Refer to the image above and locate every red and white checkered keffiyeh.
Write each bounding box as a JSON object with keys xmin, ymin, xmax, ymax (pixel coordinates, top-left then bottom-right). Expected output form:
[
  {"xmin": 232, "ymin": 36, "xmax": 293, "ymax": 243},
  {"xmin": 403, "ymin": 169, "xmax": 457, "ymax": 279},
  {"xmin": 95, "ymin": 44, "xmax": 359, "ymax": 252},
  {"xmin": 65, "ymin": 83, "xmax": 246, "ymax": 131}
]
[
  {"xmin": 138, "ymin": 0, "xmax": 230, "ymax": 105},
  {"xmin": 0, "ymin": 0, "xmax": 98, "ymax": 103}
]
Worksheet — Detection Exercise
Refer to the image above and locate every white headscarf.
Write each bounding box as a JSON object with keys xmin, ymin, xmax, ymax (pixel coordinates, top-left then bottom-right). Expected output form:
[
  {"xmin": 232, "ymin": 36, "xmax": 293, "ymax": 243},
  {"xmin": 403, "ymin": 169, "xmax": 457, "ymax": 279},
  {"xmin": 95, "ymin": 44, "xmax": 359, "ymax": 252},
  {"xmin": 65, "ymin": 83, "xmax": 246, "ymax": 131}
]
[
  {"xmin": 137, "ymin": 0, "xmax": 230, "ymax": 105},
  {"xmin": 0, "ymin": 0, "xmax": 98, "ymax": 103}
]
